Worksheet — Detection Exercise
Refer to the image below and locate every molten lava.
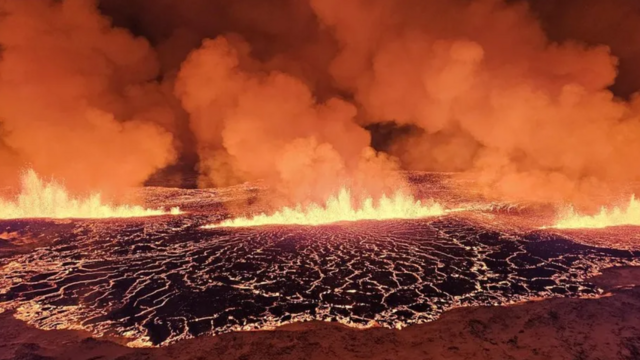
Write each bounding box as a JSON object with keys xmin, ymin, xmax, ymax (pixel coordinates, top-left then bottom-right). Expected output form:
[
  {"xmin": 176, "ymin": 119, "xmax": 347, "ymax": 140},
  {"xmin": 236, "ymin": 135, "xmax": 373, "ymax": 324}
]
[
  {"xmin": 0, "ymin": 170, "xmax": 180, "ymax": 220},
  {"xmin": 553, "ymin": 195, "xmax": 640, "ymax": 229},
  {"xmin": 205, "ymin": 187, "xmax": 447, "ymax": 228}
]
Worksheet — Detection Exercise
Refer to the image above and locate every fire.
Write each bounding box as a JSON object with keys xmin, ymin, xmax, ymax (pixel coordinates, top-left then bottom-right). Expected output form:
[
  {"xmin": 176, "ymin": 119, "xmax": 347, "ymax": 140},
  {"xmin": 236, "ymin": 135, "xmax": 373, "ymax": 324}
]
[
  {"xmin": 205, "ymin": 187, "xmax": 447, "ymax": 228},
  {"xmin": 553, "ymin": 195, "xmax": 640, "ymax": 229},
  {"xmin": 0, "ymin": 170, "xmax": 180, "ymax": 220}
]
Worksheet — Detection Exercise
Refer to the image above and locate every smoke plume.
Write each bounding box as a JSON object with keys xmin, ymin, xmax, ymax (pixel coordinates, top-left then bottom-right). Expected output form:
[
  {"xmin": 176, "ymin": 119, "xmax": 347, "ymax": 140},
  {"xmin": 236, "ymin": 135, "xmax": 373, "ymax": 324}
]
[
  {"xmin": 175, "ymin": 36, "xmax": 402, "ymax": 204},
  {"xmin": 0, "ymin": 0, "xmax": 176, "ymax": 195},
  {"xmin": 2, "ymin": 0, "xmax": 640, "ymax": 207},
  {"xmin": 310, "ymin": 0, "xmax": 640, "ymax": 205}
]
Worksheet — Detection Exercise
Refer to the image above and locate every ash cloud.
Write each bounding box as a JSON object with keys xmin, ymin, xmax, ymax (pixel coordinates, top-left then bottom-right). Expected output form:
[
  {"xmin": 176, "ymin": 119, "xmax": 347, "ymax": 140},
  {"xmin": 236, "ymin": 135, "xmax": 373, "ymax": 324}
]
[{"xmin": 2, "ymin": 0, "xmax": 640, "ymax": 207}]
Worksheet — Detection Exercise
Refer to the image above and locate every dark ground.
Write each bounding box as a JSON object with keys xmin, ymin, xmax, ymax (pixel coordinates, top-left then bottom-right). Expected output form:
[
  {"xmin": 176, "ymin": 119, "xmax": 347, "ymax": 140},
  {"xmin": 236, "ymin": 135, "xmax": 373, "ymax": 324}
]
[
  {"xmin": 1, "ymin": 215, "xmax": 637, "ymax": 347},
  {"xmin": 1, "ymin": 266, "xmax": 640, "ymax": 360},
  {"xmin": 2, "ymin": 175, "xmax": 640, "ymax": 359}
]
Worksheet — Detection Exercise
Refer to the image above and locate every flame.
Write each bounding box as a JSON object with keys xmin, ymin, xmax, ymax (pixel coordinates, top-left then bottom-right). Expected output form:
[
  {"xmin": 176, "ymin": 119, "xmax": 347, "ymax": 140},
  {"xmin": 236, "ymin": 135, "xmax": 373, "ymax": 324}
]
[
  {"xmin": 553, "ymin": 195, "xmax": 640, "ymax": 229},
  {"xmin": 204, "ymin": 187, "xmax": 447, "ymax": 228},
  {"xmin": 0, "ymin": 169, "xmax": 180, "ymax": 220}
]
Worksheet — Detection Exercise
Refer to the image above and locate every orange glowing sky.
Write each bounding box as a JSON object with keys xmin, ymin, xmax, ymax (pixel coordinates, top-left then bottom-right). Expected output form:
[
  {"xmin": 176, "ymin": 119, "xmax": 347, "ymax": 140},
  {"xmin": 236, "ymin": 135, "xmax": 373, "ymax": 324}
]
[{"xmin": 1, "ymin": 0, "xmax": 640, "ymax": 229}]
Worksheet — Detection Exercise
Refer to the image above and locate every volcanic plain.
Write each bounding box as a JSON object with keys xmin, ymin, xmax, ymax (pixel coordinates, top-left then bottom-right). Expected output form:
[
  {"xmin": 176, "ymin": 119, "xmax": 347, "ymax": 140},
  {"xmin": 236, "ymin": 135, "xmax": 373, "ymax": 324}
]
[{"xmin": 1, "ymin": 173, "xmax": 640, "ymax": 359}]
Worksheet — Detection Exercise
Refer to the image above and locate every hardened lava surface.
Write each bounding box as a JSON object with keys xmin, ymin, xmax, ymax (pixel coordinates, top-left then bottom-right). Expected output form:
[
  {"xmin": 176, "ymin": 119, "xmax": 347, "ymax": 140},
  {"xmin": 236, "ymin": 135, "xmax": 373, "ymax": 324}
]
[{"xmin": 1, "ymin": 213, "xmax": 639, "ymax": 346}]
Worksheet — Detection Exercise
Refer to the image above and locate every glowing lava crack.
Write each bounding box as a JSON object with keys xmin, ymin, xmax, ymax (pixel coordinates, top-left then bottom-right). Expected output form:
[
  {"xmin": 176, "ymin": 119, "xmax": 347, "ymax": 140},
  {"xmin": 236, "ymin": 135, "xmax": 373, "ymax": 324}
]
[
  {"xmin": 1, "ymin": 216, "xmax": 639, "ymax": 347},
  {"xmin": 205, "ymin": 188, "xmax": 447, "ymax": 228},
  {"xmin": 0, "ymin": 170, "xmax": 180, "ymax": 220}
]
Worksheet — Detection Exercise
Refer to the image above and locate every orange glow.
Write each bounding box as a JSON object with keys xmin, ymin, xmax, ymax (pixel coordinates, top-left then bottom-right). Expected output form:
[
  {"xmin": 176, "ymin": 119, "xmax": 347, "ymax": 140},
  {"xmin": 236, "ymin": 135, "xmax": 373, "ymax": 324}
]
[
  {"xmin": 0, "ymin": 170, "xmax": 180, "ymax": 220},
  {"xmin": 204, "ymin": 187, "xmax": 447, "ymax": 228},
  {"xmin": 553, "ymin": 195, "xmax": 640, "ymax": 229}
]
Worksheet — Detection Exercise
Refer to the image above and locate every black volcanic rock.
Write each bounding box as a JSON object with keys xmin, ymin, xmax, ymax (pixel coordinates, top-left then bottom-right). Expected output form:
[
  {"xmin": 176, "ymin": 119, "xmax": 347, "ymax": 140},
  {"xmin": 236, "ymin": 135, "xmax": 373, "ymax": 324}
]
[{"xmin": 1, "ymin": 215, "xmax": 638, "ymax": 346}]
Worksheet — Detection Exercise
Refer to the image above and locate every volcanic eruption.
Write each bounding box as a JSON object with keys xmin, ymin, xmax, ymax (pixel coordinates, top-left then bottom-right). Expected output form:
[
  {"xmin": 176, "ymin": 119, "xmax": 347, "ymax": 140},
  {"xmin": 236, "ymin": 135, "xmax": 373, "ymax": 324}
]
[
  {"xmin": 552, "ymin": 195, "xmax": 640, "ymax": 229},
  {"xmin": 1, "ymin": 0, "xmax": 640, "ymax": 220},
  {"xmin": 2, "ymin": 0, "xmax": 640, "ymax": 358},
  {"xmin": 0, "ymin": 170, "xmax": 180, "ymax": 220},
  {"xmin": 204, "ymin": 187, "xmax": 448, "ymax": 228}
]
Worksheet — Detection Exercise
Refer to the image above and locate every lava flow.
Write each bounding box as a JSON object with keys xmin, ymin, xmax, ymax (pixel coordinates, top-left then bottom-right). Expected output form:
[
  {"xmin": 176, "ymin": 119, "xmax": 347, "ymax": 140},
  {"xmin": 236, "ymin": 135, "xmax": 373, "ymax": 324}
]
[
  {"xmin": 0, "ymin": 169, "xmax": 180, "ymax": 220},
  {"xmin": 553, "ymin": 195, "xmax": 640, "ymax": 229},
  {"xmin": 205, "ymin": 188, "xmax": 447, "ymax": 228}
]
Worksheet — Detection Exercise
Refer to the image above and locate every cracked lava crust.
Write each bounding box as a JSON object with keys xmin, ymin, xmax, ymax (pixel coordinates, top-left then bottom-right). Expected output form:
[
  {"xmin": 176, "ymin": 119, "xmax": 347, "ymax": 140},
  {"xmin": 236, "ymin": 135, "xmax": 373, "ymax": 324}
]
[{"xmin": 1, "ymin": 177, "xmax": 640, "ymax": 347}]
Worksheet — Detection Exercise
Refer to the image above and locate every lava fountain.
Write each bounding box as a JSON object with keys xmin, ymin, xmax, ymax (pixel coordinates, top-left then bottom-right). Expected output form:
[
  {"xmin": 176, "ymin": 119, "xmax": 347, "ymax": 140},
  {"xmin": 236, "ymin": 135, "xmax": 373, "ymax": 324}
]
[
  {"xmin": 205, "ymin": 187, "xmax": 447, "ymax": 228},
  {"xmin": 552, "ymin": 195, "xmax": 640, "ymax": 229},
  {"xmin": 0, "ymin": 169, "xmax": 180, "ymax": 220}
]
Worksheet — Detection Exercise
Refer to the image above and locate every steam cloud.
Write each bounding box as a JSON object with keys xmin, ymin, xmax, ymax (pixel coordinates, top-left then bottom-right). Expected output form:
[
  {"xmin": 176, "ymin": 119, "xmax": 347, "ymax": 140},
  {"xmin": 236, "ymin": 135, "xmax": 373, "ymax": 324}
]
[
  {"xmin": 0, "ymin": 0, "xmax": 177, "ymax": 195},
  {"xmin": 2, "ymin": 0, "xmax": 640, "ymax": 207},
  {"xmin": 175, "ymin": 36, "xmax": 402, "ymax": 204}
]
